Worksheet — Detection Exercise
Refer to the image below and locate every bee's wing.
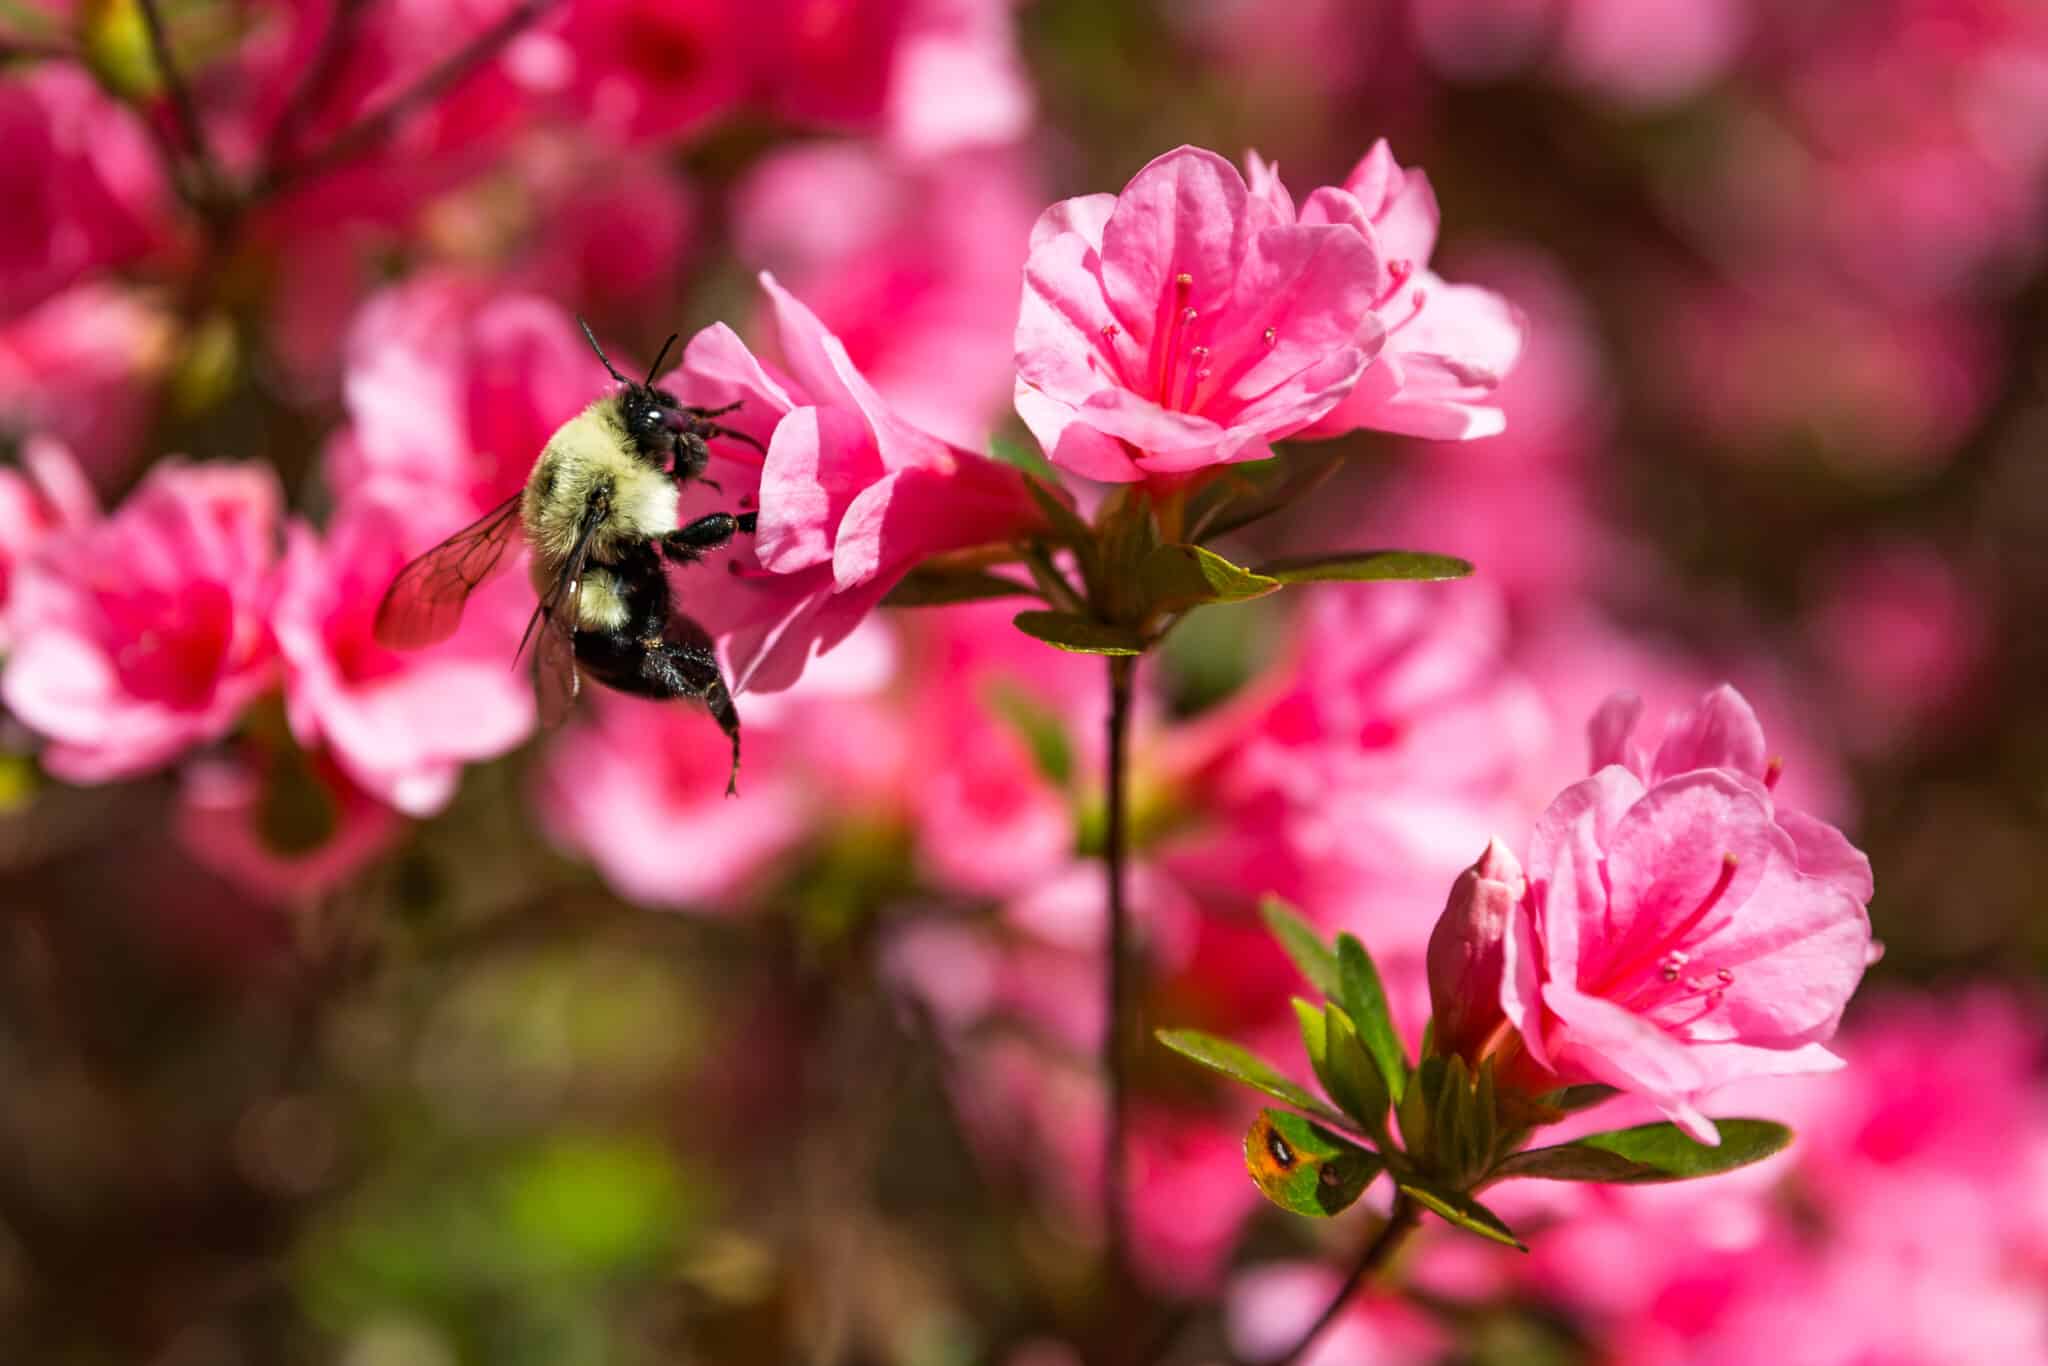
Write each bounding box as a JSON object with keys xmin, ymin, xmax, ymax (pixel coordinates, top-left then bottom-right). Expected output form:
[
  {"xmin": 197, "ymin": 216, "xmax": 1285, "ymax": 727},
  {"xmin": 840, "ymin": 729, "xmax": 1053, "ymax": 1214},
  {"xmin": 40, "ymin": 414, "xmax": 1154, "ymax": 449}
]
[
  {"xmin": 521, "ymin": 491, "xmax": 606, "ymax": 728},
  {"xmin": 374, "ymin": 495, "xmax": 524, "ymax": 650}
]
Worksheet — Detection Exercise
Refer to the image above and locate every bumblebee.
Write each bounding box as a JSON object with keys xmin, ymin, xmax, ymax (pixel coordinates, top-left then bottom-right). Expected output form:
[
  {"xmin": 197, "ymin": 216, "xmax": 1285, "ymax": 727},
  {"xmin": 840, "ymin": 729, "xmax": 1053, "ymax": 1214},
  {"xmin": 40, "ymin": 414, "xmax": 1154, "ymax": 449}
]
[{"xmin": 375, "ymin": 321, "xmax": 760, "ymax": 792}]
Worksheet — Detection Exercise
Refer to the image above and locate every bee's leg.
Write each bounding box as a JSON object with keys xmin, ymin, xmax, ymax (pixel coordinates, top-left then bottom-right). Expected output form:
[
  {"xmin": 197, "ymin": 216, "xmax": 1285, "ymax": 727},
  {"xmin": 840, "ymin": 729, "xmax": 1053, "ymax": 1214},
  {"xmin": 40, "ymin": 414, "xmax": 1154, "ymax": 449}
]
[
  {"xmin": 659, "ymin": 511, "xmax": 756, "ymax": 565},
  {"xmin": 683, "ymin": 401, "xmax": 745, "ymax": 419},
  {"xmin": 701, "ymin": 424, "xmax": 766, "ymax": 455},
  {"xmin": 638, "ymin": 631, "xmax": 741, "ymax": 796}
]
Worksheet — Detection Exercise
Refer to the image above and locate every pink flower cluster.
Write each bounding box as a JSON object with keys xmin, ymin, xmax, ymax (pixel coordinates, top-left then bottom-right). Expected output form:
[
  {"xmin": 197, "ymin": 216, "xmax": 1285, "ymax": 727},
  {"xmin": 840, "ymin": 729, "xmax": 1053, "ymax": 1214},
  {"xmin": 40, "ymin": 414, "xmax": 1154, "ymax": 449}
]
[
  {"xmin": 1015, "ymin": 144, "xmax": 1521, "ymax": 483},
  {"xmin": 1419, "ymin": 686, "xmax": 1876, "ymax": 1142}
]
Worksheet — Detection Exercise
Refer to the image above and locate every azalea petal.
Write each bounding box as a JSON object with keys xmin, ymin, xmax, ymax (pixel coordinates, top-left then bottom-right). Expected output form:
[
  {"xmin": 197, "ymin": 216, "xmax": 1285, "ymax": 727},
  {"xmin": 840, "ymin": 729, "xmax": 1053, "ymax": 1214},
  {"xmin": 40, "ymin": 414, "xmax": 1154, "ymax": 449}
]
[
  {"xmin": 1542, "ymin": 981, "xmax": 1719, "ymax": 1144},
  {"xmin": 1597, "ymin": 770, "xmax": 1776, "ymax": 973},
  {"xmin": 1013, "ymin": 380, "xmax": 1143, "ymax": 482},
  {"xmin": 1028, "ymin": 192, "xmax": 1115, "ymax": 254},
  {"xmin": 1777, "ymin": 808, "xmax": 1876, "ymax": 901},
  {"xmin": 1207, "ymin": 224, "xmax": 1380, "ymax": 411},
  {"xmin": 1689, "ymin": 855, "xmax": 1872, "ymax": 1045},
  {"xmin": 1653, "ymin": 683, "xmax": 1769, "ymax": 782},
  {"xmin": 1588, "ymin": 692, "xmax": 1645, "ymax": 776},
  {"xmin": 1098, "ymin": 146, "xmax": 1258, "ymax": 360},
  {"xmin": 1016, "ymin": 223, "xmax": 1129, "ymax": 407},
  {"xmin": 1499, "ymin": 897, "xmax": 1550, "ymax": 1069},
  {"xmin": 679, "ymin": 320, "xmax": 798, "ymax": 445},
  {"xmin": 1243, "ymin": 149, "xmax": 1296, "ymax": 223},
  {"xmin": 754, "ymin": 404, "xmax": 881, "ymax": 575},
  {"xmin": 1526, "ymin": 765, "xmax": 1643, "ymax": 895}
]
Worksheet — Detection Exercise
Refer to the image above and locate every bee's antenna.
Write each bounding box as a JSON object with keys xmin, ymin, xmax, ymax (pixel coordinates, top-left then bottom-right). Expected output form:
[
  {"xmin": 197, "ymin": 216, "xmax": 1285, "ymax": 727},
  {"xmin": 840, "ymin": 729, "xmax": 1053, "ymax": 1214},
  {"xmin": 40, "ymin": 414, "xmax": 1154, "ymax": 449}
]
[
  {"xmin": 577, "ymin": 316, "xmax": 630, "ymax": 387},
  {"xmin": 644, "ymin": 333, "xmax": 678, "ymax": 387}
]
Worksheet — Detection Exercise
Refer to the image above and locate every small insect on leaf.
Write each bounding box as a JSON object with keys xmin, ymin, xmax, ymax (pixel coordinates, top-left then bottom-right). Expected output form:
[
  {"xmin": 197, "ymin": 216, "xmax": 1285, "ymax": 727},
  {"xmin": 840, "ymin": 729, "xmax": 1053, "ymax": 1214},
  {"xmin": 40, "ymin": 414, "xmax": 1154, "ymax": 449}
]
[{"xmin": 1244, "ymin": 1109, "xmax": 1382, "ymax": 1218}]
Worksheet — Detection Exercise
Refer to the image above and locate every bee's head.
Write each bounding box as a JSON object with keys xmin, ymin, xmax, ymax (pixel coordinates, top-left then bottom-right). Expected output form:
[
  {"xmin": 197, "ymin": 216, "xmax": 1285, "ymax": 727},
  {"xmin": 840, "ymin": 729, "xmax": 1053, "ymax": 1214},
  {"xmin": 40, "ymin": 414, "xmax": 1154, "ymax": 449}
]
[{"xmin": 579, "ymin": 318, "xmax": 685, "ymax": 461}]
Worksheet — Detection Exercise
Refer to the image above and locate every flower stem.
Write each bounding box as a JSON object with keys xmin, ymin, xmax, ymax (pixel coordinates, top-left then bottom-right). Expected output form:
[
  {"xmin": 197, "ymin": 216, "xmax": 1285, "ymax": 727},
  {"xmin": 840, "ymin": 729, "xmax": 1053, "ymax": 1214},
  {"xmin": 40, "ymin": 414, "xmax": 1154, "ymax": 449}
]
[
  {"xmin": 1102, "ymin": 651, "xmax": 1137, "ymax": 1280},
  {"xmin": 1265, "ymin": 1195, "xmax": 1422, "ymax": 1366}
]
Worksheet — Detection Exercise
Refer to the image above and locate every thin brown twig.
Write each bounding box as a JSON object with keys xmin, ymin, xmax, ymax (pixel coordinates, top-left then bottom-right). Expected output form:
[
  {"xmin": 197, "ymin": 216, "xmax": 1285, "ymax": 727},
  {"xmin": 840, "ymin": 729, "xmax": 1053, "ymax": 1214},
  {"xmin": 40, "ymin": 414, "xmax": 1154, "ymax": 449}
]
[
  {"xmin": 134, "ymin": 0, "xmax": 225, "ymax": 212},
  {"xmin": 1102, "ymin": 652, "xmax": 1137, "ymax": 1286},
  {"xmin": 1263, "ymin": 1195, "xmax": 1422, "ymax": 1366},
  {"xmin": 254, "ymin": 0, "xmax": 555, "ymax": 199}
]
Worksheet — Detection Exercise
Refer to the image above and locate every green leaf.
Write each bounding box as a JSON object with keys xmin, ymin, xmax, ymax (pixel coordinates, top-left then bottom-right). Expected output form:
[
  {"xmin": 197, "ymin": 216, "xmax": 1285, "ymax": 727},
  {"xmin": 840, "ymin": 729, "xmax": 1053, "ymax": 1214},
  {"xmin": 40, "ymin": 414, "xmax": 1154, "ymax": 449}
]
[
  {"xmin": 1337, "ymin": 934, "xmax": 1408, "ymax": 1100},
  {"xmin": 1022, "ymin": 474, "xmax": 1092, "ymax": 547},
  {"xmin": 1257, "ymin": 551, "xmax": 1475, "ymax": 584},
  {"xmin": 1291, "ymin": 998, "xmax": 1329, "ymax": 1078},
  {"xmin": 1155, "ymin": 1029, "xmax": 1343, "ymax": 1123},
  {"xmin": 1246, "ymin": 1109, "xmax": 1383, "ymax": 1217},
  {"xmin": 1321, "ymin": 1003, "xmax": 1390, "ymax": 1130},
  {"xmin": 883, "ymin": 566, "xmax": 1034, "ymax": 607},
  {"xmin": 983, "ymin": 682, "xmax": 1074, "ymax": 786},
  {"xmin": 1138, "ymin": 543, "xmax": 1281, "ymax": 614},
  {"xmin": 1261, "ymin": 897, "xmax": 1340, "ymax": 1000},
  {"xmin": 1186, "ymin": 450, "xmax": 1343, "ymax": 541},
  {"xmin": 990, "ymin": 433, "xmax": 1058, "ymax": 480},
  {"xmin": 1012, "ymin": 611, "xmax": 1146, "ymax": 656},
  {"xmin": 1494, "ymin": 1120, "xmax": 1793, "ymax": 1185},
  {"xmin": 1550, "ymin": 1084, "xmax": 1620, "ymax": 1114},
  {"xmin": 1399, "ymin": 1181, "xmax": 1526, "ymax": 1251}
]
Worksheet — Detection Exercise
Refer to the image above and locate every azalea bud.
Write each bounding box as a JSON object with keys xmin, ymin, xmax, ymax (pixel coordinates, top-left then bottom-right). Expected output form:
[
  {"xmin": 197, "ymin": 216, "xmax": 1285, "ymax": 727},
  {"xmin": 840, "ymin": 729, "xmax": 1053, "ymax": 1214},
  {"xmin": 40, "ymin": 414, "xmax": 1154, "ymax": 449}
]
[{"xmin": 1426, "ymin": 838, "xmax": 1525, "ymax": 1065}]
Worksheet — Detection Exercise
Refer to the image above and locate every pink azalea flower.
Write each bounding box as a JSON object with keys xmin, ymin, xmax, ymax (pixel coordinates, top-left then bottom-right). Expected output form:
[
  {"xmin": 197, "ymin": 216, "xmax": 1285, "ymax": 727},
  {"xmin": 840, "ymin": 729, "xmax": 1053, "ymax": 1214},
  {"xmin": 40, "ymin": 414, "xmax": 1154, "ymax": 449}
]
[
  {"xmin": 0, "ymin": 283, "xmax": 171, "ymax": 484},
  {"xmin": 1497, "ymin": 685, "xmax": 1876, "ymax": 1142},
  {"xmin": 3, "ymin": 461, "xmax": 281, "ymax": 783},
  {"xmin": 328, "ymin": 273, "xmax": 596, "ymax": 517},
  {"xmin": 177, "ymin": 745, "xmax": 405, "ymax": 905},
  {"xmin": 732, "ymin": 141, "xmax": 1039, "ymax": 446},
  {"xmin": 1280, "ymin": 142, "xmax": 1527, "ymax": 442},
  {"xmin": 1013, "ymin": 145, "xmax": 1383, "ymax": 482},
  {"xmin": 0, "ymin": 67, "xmax": 170, "ymax": 320},
  {"xmin": 664, "ymin": 273, "xmax": 1044, "ymax": 692},
  {"xmin": 0, "ymin": 436, "xmax": 98, "ymax": 650},
  {"xmin": 273, "ymin": 500, "xmax": 534, "ymax": 817}
]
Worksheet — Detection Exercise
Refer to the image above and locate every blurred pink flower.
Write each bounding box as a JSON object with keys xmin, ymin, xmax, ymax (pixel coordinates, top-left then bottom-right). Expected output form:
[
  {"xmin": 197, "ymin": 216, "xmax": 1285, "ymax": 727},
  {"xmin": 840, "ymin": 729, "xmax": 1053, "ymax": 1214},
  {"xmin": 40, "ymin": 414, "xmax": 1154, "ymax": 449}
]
[
  {"xmin": 1498, "ymin": 686, "xmax": 1875, "ymax": 1141},
  {"xmin": 4, "ymin": 461, "xmax": 281, "ymax": 782},
  {"xmin": 1550, "ymin": 0, "xmax": 1749, "ymax": 107},
  {"xmin": 1228, "ymin": 1264, "xmax": 1447, "ymax": 1366},
  {"xmin": 0, "ymin": 437, "xmax": 97, "ymax": 650},
  {"xmin": 1170, "ymin": 583, "xmax": 1546, "ymax": 1005},
  {"xmin": 732, "ymin": 141, "xmax": 1038, "ymax": 446},
  {"xmin": 0, "ymin": 282, "xmax": 171, "ymax": 483},
  {"xmin": 536, "ymin": 621, "xmax": 901, "ymax": 905},
  {"xmin": 547, "ymin": 0, "xmax": 748, "ymax": 142},
  {"xmin": 510, "ymin": 139, "xmax": 698, "ymax": 312},
  {"xmin": 177, "ymin": 745, "xmax": 405, "ymax": 905},
  {"xmin": 1805, "ymin": 540, "xmax": 1992, "ymax": 750},
  {"xmin": 274, "ymin": 500, "xmax": 534, "ymax": 817},
  {"xmin": 1657, "ymin": 276, "xmax": 1997, "ymax": 477},
  {"xmin": 1127, "ymin": 1110, "xmax": 1266, "ymax": 1295},
  {"xmin": 329, "ymin": 273, "xmax": 595, "ymax": 517},
  {"xmin": 535, "ymin": 692, "xmax": 809, "ymax": 909},
  {"xmin": 1013, "ymin": 145, "xmax": 1382, "ymax": 482},
  {"xmin": 0, "ymin": 66, "xmax": 170, "ymax": 320},
  {"xmin": 1283, "ymin": 142, "xmax": 1526, "ymax": 442},
  {"xmin": 666, "ymin": 273, "xmax": 1044, "ymax": 692},
  {"xmin": 874, "ymin": 0, "xmax": 1034, "ymax": 158}
]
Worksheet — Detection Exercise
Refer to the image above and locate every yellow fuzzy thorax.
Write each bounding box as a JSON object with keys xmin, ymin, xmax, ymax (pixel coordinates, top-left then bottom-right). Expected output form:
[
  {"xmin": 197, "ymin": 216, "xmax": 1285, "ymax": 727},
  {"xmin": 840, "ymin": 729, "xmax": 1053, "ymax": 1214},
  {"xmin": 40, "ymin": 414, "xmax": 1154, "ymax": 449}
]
[{"xmin": 520, "ymin": 397, "xmax": 681, "ymax": 572}]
